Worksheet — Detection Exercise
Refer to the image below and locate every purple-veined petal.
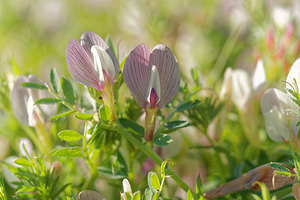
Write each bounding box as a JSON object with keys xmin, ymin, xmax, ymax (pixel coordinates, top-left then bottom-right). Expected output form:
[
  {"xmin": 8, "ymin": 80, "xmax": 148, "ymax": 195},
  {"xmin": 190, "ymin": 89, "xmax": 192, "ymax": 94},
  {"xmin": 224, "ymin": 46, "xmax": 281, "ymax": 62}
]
[
  {"xmin": 286, "ymin": 58, "xmax": 300, "ymax": 92},
  {"xmin": 66, "ymin": 39, "xmax": 102, "ymax": 90},
  {"xmin": 80, "ymin": 32, "xmax": 120, "ymax": 81},
  {"xmin": 91, "ymin": 45, "xmax": 116, "ymax": 82},
  {"xmin": 260, "ymin": 88, "xmax": 300, "ymax": 141},
  {"xmin": 150, "ymin": 44, "xmax": 180, "ymax": 108},
  {"xmin": 123, "ymin": 44, "xmax": 151, "ymax": 108},
  {"xmin": 11, "ymin": 76, "xmax": 31, "ymax": 125}
]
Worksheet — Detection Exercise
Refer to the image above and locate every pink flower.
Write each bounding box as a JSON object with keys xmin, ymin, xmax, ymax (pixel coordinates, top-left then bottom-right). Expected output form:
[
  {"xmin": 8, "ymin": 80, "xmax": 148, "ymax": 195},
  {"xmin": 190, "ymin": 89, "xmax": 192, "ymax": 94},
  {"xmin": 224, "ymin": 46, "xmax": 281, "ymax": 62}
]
[
  {"xmin": 123, "ymin": 44, "xmax": 180, "ymax": 109},
  {"xmin": 66, "ymin": 32, "xmax": 119, "ymax": 91}
]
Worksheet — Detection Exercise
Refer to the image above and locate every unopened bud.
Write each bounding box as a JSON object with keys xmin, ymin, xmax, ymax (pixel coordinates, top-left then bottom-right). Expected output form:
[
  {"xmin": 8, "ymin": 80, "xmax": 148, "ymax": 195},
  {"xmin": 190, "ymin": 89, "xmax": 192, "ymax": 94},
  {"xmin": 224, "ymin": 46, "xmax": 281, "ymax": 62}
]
[{"xmin": 51, "ymin": 160, "xmax": 62, "ymax": 178}]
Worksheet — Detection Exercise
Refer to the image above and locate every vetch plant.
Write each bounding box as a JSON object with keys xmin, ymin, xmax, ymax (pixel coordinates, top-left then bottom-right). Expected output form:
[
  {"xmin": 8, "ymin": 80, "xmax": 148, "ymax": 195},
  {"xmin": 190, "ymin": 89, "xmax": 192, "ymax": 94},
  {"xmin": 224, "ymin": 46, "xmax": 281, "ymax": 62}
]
[
  {"xmin": 123, "ymin": 44, "xmax": 180, "ymax": 141},
  {"xmin": 66, "ymin": 32, "xmax": 120, "ymax": 121}
]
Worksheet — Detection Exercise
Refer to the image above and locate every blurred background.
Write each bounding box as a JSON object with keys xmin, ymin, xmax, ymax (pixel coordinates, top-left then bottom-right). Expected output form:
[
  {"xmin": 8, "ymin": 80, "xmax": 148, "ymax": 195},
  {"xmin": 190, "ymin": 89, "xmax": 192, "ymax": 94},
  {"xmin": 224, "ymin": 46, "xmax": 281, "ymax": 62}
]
[
  {"xmin": 1, "ymin": 0, "xmax": 300, "ymax": 199},
  {"xmin": 1, "ymin": 0, "xmax": 299, "ymax": 86}
]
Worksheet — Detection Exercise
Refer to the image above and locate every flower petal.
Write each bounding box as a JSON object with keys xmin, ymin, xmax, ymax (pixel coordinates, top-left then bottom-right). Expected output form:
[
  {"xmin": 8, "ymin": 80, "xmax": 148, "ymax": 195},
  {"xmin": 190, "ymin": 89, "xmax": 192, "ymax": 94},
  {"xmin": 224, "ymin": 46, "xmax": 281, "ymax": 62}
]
[
  {"xmin": 91, "ymin": 45, "xmax": 116, "ymax": 82},
  {"xmin": 11, "ymin": 76, "xmax": 31, "ymax": 125},
  {"xmin": 286, "ymin": 58, "xmax": 300, "ymax": 92},
  {"xmin": 66, "ymin": 39, "xmax": 101, "ymax": 90},
  {"xmin": 150, "ymin": 44, "xmax": 180, "ymax": 108},
  {"xmin": 260, "ymin": 88, "xmax": 300, "ymax": 141},
  {"xmin": 28, "ymin": 75, "xmax": 57, "ymax": 119},
  {"xmin": 80, "ymin": 32, "xmax": 119, "ymax": 81},
  {"xmin": 123, "ymin": 44, "xmax": 151, "ymax": 108},
  {"xmin": 231, "ymin": 69, "xmax": 251, "ymax": 111},
  {"xmin": 252, "ymin": 59, "xmax": 266, "ymax": 95}
]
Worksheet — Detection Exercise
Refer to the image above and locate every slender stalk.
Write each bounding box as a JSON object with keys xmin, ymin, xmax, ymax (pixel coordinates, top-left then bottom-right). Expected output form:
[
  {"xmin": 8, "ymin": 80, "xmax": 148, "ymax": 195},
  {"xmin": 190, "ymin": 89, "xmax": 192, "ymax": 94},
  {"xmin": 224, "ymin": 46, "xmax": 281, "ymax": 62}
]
[
  {"xmin": 82, "ymin": 122, "xmax": 98, "ymax": 189},
  {"xmin": 102, "ymin": 81, "xmax": 117, "ymax": 121},
  {"xmin": 144, "ymin": 107, "xmax": 158, "ymax": 141},
  {"xmin": 117, "ymin": 120, "xmax": 191, "ymax": 193}
]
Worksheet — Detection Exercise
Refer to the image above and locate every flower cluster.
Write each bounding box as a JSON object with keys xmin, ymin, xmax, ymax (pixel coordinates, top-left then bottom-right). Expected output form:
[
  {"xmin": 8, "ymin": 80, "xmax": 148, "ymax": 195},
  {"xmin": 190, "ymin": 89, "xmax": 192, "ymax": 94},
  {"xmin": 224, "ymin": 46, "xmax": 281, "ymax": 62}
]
[{"xmin": 66, "ymin": 32, "xmax": 180, "ymax": 140}]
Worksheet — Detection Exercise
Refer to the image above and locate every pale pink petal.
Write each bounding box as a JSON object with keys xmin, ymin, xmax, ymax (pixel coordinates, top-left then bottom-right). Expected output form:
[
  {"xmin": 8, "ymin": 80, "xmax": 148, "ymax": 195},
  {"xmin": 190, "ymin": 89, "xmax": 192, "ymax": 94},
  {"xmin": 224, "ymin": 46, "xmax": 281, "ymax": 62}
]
[
  {"xmin": 123, "ymin": 44, "xmax": 151, "ymax": 108},
  {"xmin": 150, "ymin": 44, "xmax": 180, "ymax": 108},
  {"xmin": 66, "ymin": 39, "xmax": 101, "ymax": 90},
  {"xmin": 80, "ymin": 32, "xmax": 119, "ymax": 81}
]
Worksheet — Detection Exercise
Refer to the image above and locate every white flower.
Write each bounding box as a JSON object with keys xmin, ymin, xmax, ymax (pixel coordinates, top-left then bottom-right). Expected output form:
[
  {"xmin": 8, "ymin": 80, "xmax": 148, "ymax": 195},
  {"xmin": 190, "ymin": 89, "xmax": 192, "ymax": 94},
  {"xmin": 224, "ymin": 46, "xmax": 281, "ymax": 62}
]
[
  {"xmin": 261, "ymin": 88, "xmax": 300, "ymax": 141},
  {"xmin": 261, "ymin": 58, "xmax": 300, "ymax": 142}
]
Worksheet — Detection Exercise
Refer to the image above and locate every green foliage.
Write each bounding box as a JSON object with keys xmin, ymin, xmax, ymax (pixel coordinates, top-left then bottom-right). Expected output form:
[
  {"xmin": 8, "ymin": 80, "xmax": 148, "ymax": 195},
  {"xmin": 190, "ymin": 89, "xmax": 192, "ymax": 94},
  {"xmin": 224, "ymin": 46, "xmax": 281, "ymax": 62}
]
[
  {"xmin": 61, "ymin": 78, "xmax": 76, "ymax": 105},
  {"xmin": 21, "ymin": 82, "xmax": 48, "ymax": 90}
]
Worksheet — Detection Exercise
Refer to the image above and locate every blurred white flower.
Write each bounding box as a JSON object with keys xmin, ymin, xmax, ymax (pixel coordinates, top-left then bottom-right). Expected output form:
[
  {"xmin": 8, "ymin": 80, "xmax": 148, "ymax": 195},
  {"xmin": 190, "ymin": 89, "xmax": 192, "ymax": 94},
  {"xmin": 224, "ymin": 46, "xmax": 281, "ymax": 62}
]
[
  {"xmin": 286, "ymin": 58, "xmax": 300, "ymax": 92},
  {"xmin": 78, "ymin": 190, "xmax": 105, "ymax": 200},
  {"xmin": 261, "ymin": 58, "xmax": 300, "ymax": 142},
  {"xmin": 261, "ymin": 88, "xmax": 300, "ymax": 141},
  {"xmin": 0, "ymin": 135, "xmax": 10, "ymax": 160},
  {"xmin": 11, "ymin": 75, "xmax": 56, "ymax": 126},
  {"xmin": 252, "ymin": 59, "xmax": 266, "ymax": 95},
  {"xmin": 121, "ymin": 178, "xmax": 132, "ymax": 199},
  {"xmin": 19, "ymin": 138, "xmax": 33, "ymax": 157},
  {"xmin": 122, "ymin": 179, "xmax": 132, "ymax": 194},
  {"xmin": 221, "ymin": 59, "xmax": 266, "ymax": 111},
  {"xmin": 220, "ymin": 68, "xmax": 233, "ymax": 99},
  {"xmin": 3, "ymin": 156, "xmax": 20, "ymax": 188},
  {"xmin": 272, "ymin": 6, "xmax": 291, "ymax": 29}
]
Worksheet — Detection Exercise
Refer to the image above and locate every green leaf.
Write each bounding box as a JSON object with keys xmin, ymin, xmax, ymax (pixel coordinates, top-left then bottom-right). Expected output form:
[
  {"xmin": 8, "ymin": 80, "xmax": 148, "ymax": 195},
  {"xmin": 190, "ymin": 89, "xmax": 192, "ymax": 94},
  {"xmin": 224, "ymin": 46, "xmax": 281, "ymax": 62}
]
[
  {"xmin": 21, "ymin": 82, "xmax": 48, "ymax": 90},
  {"xmin": 161, "ymin": 120, "xmax": 190, "ymax": 133},
  {"xmin": 161, "ymin": 160, "xmax": 168, "ymax": 178},
  {"xmin": 14, "ymin": 158, "xmax": 32, "ymax": 167},
  {"xmin": 144, "ymin": 189, "xmax": 153, "ymax": 200},
  {"xmin": 150, "ymin": 173, "xmax": 160, "ymax": 190},
  {"xmin": 97, "ymin": 166, "xmax": 127, "ymax": 179},
  {"xmin": 269, "ymin": 163, "xmax": 290, "ymax": 173},
  {"xmin": 187, "ymin": 189, "xmax": 194, "ymax": 200},
  {"xmin": 58, "ymin": 130, "xmax": 82, "ymax": 142},
  {"xmin": 75, "ymin": 113, "xmax": 93, "ymax": 120},
  {"xmin": 176, "ymin": 100, "xmax": 200, "ymax": 112},
  {"xmin": 154, "ymin": 134, "xmax": 173, "ymax": 146},
  {"xmin": 106, "ymin": 35, "xmax": 116, "ymax": 57},
  {"xmin": 51, "ymin": 110, "xmax": 77, "ymax": 119},
  {"xmin": 61, "ymin": 78, "xmax": 75, "ymax": 105},
  {"xmin": 255, "ymin": 181, "xmax": 270, "ymax": 200},
  {"xmin": 165, "ymin": 120, "xmax": 190, "ymax": 129},
  {"xmin": 196, "ymin": 175, "xmax": 204, "ymax": 199},
  {"xmin": 132, "ymin": 191, "xmax": 141, "ymax": 200},
  {"xmin": 35, "ymin": 98, "xmax": 61, "ymax": 105},
  {"xmin": 147, "ymin": 172, "xmax": 160, "ymax": 192},
  {"xmin": 50, "ymin": 68, "xmax": 60, "ymax": 93},
  {"xmin": 52, "ymin": 147, "xmax": 82, "ymax": 157},
  {"xmin": 99, "ymin": 105, "xmax": 111, "ymax": 122},
  {"xmin": 119, "ymin": 118, "xmax": 144, "ymax": 138}
]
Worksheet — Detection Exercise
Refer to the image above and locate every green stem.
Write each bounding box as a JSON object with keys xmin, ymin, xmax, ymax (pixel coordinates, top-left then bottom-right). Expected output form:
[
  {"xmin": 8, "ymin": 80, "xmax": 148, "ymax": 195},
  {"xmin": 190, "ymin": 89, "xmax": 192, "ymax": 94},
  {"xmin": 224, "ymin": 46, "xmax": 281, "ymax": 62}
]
[
  {"xmin": 210, "ymin": 26, "xmax": 242, "ymax": 85},
  {"xmin": 145, "ymin": 107, "xmax": 158, "ymax": 141},
  {"xmin": 102, "ymin": 81, "xmax": 117, "ymax": 121},
  {"xmin": 82, "ymin": 122, "xmax": 98, "ymax": 189},
  {"xmin": 48, "ymin": 89, "xmax": 77, "ymax": 111},
  {"xmin": 117, "ymin": 120, "xmax": 191, "ymax": 193},
  {"xmin": 23, "ymin": 126, "xmax": 47, "ymax": 155}
]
